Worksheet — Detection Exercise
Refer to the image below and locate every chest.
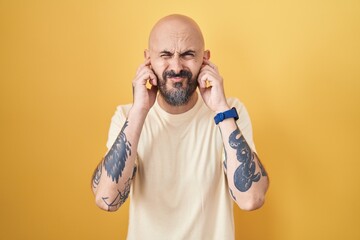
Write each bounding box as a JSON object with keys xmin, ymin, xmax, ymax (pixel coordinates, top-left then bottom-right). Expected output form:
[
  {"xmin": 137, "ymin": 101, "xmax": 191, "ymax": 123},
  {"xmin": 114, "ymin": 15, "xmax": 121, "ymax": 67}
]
[{"xmin": 136, "ymin": 114, "xmax": 224, "ymax": 190}]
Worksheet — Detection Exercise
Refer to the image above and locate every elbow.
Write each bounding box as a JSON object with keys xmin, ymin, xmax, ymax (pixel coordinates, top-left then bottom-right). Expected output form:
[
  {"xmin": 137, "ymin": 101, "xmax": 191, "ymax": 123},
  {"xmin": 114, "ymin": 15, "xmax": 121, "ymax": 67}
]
[
  {"xmin": 237, "ymin": 194, "xmax": 266, "ymax": 211},
  {"xmin": 94, "ymin": 193, "xmax": 121, "ymax": 212}
]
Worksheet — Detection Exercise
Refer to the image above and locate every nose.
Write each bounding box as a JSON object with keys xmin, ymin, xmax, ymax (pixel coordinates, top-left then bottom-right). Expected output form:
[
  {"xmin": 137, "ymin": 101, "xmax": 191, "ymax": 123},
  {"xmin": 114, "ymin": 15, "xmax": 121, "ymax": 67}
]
[{"xmin": 168, "ymin": 56, "xmax": 183, "ymax": 74}]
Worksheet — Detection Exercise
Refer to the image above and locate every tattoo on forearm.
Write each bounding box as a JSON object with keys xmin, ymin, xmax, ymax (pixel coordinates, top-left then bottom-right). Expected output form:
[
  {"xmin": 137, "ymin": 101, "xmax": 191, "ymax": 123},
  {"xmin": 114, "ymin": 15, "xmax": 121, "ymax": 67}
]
[
  {"xmin": 102, "ymin": 178, "xmax": 132, "ymax": 211},
  {"xmin": 132, "ymin": 165, "xmax": 137, "ymax": 179},
  {"xmin": 103, "ymin": 121, "xmax": 132, "ymax": 183},
  {"xmin": 229, "ymin": 128, "xmax": 266, "ymax": 192},
  {"xmin": 256, "ymin": 153, "xmax": 268, "ymax": 177},
  {"xmin": 92, "ymin": 163, "xmax": 102, "ymax": 188},
  {"xmin": 229, "ymin": 188, "xmax": 237, "ymax": 201},
  {"xmin": 222, "ymin": 144, "xmax": 228, "ymax": 175}
]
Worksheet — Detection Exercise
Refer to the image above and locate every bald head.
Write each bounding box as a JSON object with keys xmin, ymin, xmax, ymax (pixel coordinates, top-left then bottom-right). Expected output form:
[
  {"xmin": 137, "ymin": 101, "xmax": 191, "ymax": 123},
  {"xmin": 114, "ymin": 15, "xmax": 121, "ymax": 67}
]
[
  {"xmin": 144, "ymin": 15, "xmax": 210, "ymax": 108},
  {"xmin": 148, "ymin": 14, "xmax": 205, "ymax": 51}
]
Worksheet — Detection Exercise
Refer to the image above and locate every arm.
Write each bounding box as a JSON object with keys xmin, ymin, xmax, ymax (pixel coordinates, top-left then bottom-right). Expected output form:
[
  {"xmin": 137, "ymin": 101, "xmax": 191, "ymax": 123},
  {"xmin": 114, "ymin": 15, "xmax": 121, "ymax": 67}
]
[
  {"xmin": 218, "ymin": 115, "xmax": 269, "ymax": 210},
  {"xmin": 91, "ymin": 59, "xmax": 158, "ymax": 211},
  {"xmin": 198, "ymin": 59, "xmax": 269, "ymax": 211}
]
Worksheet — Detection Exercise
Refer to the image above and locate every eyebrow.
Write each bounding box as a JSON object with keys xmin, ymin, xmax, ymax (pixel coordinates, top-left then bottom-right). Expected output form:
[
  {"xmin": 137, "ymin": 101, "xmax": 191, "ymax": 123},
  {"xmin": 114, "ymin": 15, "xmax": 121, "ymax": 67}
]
[
  {"xmin": 179, "ymin": 50, "xmax": 196, "ymax": 56},
  {"xmin": 159, "ymin": 50, "xmax": 173, "ymax": 55},
  {"xmin": 159, "ymin": 50, "xmax": 196, "ymax": 56}
]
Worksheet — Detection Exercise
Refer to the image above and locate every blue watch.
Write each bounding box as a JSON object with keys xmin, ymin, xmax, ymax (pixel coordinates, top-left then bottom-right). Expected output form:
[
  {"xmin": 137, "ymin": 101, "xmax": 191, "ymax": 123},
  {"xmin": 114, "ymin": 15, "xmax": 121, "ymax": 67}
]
[{"xmin": 214, "ymin": 107, "xmax": 239, "ymax": 125}]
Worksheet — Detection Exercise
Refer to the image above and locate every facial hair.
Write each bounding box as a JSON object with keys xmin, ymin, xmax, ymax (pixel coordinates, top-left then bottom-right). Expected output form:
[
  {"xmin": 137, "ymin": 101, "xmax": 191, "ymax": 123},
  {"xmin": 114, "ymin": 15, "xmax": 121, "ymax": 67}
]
[{"xmin": 157, "ymin": 69, "xmax": 198, "ymax": 106}]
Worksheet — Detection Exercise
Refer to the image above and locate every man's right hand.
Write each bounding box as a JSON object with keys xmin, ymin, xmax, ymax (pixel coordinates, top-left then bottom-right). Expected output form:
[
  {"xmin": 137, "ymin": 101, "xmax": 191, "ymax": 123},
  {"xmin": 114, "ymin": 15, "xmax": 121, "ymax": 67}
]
[{"xmin": 132, "ymin": 59, "xmax": 158, "ymax": 112}]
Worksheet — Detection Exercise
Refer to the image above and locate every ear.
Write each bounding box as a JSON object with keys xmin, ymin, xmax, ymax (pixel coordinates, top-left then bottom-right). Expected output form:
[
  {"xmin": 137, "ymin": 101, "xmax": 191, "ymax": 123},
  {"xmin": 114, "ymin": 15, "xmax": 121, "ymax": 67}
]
[
  {"xmin": 144, "ymin": 49, "xmax": 150, "ymax": 60},
  {"xmin": 203, "ymin": 50, "xmax": 210, "ymax": 60}
]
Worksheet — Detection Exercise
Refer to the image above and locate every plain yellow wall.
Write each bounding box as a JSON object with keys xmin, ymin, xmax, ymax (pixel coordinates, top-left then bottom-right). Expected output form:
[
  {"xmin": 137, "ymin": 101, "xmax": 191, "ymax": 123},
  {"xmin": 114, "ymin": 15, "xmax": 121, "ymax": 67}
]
[{"xmin": 1, "ymin": 0, "xmax": 359, "ymax": 239}]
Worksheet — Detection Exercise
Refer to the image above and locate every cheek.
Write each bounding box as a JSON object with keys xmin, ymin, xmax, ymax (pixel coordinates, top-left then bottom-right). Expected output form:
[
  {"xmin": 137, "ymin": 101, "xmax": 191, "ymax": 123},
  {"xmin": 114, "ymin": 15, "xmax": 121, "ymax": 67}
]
[
  {"xmin": 150, "ymin": 60, "xmax": 166, "ymax": 75},
  {"xmin": 189, "ymin": 60, "xmax": 203, "ymax": 75}
]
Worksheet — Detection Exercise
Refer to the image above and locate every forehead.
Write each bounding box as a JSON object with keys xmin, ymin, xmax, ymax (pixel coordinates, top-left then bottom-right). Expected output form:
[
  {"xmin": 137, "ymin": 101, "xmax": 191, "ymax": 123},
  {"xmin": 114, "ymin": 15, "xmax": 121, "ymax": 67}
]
[
  {"xmin": 151, "ymin": 35, "xmax": 201, "ymax": 53},
  {"xmin": 149, "ymin": 20, "xmax": 204, "ymax": 52}
]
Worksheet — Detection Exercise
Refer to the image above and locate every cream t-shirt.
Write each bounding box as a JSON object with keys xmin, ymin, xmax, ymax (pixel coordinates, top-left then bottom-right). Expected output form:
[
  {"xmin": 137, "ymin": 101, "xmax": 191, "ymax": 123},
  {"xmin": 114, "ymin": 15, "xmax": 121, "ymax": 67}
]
[{"xmin": 106, "ymin": 95, "xmax": 255, "ymax": 240}]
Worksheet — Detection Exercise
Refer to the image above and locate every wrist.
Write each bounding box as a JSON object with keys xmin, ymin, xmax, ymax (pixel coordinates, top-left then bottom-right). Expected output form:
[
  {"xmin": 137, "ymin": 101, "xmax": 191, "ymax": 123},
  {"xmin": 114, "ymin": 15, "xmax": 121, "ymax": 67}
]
[
  {"xmin": 214, "ymin": 105, "xmax": 231, "ymax": 114},
  {"xmin": 214, "ymin": 107, "xmax": 239, "ymax": 125},
  {"xmin": 128, "ymin": 106, "xmax": 149, "ymax": 121}
]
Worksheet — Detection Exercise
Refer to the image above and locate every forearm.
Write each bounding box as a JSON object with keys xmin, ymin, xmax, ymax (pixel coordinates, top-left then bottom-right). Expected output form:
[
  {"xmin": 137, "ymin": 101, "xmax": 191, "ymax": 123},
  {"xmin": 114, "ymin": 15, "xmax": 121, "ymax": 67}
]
[
  {"xmin": 91, "ymin": 107, "xmax": 147, "ymax": 211},
  {"xmin": 218, "ymin": 117, "xmax": 269, "ymax": 211}
]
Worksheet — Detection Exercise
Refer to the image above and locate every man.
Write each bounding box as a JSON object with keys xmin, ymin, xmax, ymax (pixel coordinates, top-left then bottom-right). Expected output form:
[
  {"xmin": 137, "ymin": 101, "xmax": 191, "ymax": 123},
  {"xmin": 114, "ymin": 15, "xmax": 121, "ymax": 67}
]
[{"xmin": 91, "ymin": 14, "xmax": 269, "ymax": 239}]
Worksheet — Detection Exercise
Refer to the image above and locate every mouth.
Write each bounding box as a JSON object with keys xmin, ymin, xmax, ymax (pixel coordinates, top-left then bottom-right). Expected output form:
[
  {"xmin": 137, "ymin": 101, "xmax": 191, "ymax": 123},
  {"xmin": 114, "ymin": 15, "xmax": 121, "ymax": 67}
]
[
  {"xmin": 168, "ymin": 76, "xmax": 186, "ymax": 83},
  {"xmin": 163, "ymin": 70, "xmax": 192, "ymax": 85}
]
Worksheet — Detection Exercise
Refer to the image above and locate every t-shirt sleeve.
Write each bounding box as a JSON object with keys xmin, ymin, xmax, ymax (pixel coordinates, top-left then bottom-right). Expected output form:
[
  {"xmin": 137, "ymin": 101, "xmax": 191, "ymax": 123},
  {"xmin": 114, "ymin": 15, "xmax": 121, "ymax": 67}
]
[
  {"xmin": 228, "ymin": 98, "xmax": 257, "ymax": 152},
  {"xmin": 105, "ymin": 105, "xmax": 130, "ymax": 153}
]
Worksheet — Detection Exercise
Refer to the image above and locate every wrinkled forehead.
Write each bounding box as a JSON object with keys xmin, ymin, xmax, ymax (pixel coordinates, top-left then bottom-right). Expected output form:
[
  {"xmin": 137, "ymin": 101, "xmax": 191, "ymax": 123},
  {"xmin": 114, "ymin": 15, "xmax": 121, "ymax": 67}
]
[{"xmin": 148, "ymin": 19, "xmax": 205, "ymax": 52}]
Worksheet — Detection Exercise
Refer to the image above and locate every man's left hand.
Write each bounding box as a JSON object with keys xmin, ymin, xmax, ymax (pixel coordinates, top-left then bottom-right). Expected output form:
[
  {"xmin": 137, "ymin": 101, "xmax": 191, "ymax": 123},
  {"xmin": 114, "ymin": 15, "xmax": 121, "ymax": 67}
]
[{"xmin": 197, "ymin": 59, "xmax": 230, "ymax": 113}]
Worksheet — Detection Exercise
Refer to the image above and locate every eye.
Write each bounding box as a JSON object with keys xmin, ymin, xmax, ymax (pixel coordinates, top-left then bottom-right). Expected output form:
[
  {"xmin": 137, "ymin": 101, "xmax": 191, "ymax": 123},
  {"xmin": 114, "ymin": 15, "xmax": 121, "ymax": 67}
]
[
  {"xmin": 181, "ymin": 51, "xmax": 195, "ymax": 59},
  {"xmin": 159, "ymin": 52, "xmax": 172, "ymax": 58}
]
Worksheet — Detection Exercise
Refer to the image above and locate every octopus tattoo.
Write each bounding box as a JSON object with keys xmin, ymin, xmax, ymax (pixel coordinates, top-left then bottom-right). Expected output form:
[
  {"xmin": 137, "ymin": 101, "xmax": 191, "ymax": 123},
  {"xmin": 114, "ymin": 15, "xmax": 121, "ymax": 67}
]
[{"xmin": 229, "ymin": 128, "xmax": 266, "ymax": 192}]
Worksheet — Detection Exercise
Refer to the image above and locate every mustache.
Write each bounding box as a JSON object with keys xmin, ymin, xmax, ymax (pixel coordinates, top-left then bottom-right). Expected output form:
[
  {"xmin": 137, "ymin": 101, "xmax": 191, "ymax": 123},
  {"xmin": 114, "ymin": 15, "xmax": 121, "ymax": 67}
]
[{"xmin": 162, "ymin": 70, "xmax": 192, "ymax": 80}]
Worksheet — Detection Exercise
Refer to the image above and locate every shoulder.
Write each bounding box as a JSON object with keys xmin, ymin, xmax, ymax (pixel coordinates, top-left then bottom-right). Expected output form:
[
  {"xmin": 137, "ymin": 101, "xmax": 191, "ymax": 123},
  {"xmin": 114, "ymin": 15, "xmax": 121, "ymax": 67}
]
[
  {"xmin": 108, "ymin": 103, "xmax": 133, "ymax": 129},
  {"xmin": 226, "ymin": 97, "xmax": 246, "ymax": 112},
  {"xmin": 106, "ymin": 103, "xmax": 132, "ymax": 150},
  {"xmin": 113, "ymin": 103, "xmax": 133, "ymax": 119},
  {"xmin": 226, "ymin": 97, "xmax": 252, "ymax": 130}
]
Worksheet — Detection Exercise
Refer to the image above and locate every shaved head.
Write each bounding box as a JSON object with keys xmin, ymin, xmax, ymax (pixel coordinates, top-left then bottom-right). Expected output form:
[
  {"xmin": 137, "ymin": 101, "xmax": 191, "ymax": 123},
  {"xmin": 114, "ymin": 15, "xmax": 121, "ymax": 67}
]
[
  {"xmin": 148, "ymin": 14, "xmax": 205, "ymax": 51},
  {"xmin": 145, "ymin": 14, "xmax": 209, "ymax": 107}
]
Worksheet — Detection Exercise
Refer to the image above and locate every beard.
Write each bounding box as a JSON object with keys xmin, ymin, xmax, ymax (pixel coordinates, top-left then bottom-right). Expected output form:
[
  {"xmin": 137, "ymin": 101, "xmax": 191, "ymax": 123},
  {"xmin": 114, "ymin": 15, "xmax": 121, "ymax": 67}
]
[{"xmin": 156, "ymin": 69, "xmax": 198, "ymax": 106}]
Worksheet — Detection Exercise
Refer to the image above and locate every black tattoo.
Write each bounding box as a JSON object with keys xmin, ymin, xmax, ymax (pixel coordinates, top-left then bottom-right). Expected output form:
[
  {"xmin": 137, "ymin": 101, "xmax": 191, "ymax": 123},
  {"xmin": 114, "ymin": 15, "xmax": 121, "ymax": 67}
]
[
  {"xmin": 223, "ymin": 160, "xmax": 227, "ymax": 172},
  {"xmin": 91, "ymin": 163, "xmax": 102, "ymax": 188},
  {"xmin": 229, "ymin": 128, "xmax": 261, "ymax": 192},
  {"xmin": 229, "ymin": 188, "xmax": 237, "ymax": 201},
  {"xmin": 103, "ymin": 121, "xmax": 132, "ymax": 183},
  {"xmin": 102, "ymin": 178, "xmax": 131, "ymax": 211},
  {"xmin": 223, "ymin": 145, "xmax": 228, "ymax": 171},
  {"xmin": 132, "ymin": 165, "xmax": 137, "ymax": 179},
  {"xmin": 256, "ymin": 153, "xmax": 268, "ymax": 177}
]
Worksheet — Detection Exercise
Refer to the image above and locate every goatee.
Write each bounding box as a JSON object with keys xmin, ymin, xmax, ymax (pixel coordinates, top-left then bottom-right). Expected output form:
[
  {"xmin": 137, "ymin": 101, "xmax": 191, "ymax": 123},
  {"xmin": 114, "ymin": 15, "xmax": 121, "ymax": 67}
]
[{"xmin": 157, "ymin": 69, "xmax": 198, "ymax": 106}]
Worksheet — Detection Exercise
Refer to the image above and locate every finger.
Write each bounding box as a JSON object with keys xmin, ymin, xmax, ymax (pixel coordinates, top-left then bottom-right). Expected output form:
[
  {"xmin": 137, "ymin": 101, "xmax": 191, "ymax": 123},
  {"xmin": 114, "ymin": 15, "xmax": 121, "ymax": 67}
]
[
  {"xmin": 198, "ymin": 67, "xmax": 209, "ymax": 88},
  {"xmin": 134, "ymin": 70, "xmax": 153, "ymax": 86},
  {"xmin": 134, "ymin": 69, "xmax": 158, "ymax": 87},
  {"xmin": 136, "ymin": 65, "xmax": 143, "ymax": 75},
  {"xmin": 201, "ymin": 65, "xmax": 217, "ymax": 74},
  {"xmin": 149, "ymin": 72, "xmax": 157, "ymax": 86},
  {"xmin": 198, "ymin": 68, "xmax": 215, "ymax": 82},
  {"xmin": 199, "ymin": 61, "xmax": 218, "ymax": 76},
  {"xmin": 144, "ymin": 66, "xmax": 157, "ymax": 86},
  {"xmin": 141, "ymin": 62, "xmax": 157, "ymax": 85},
  {"xmin": 200, "ymin": 64, "xmax": 223, "ymax": 82},
  {"xmin": 136, "ymin": 59, "xmax": 152, "ymax": 75},
  {"xmin": 136, "ymin": 65, "xmax": 154, "ymax": 78},
  {"xmin": 198, "ymin": 72, "xmax": 220, "ymax": 89},
  {"xmin": 198, "ymin": 83, "xmax": 208, "ymax": 96},
  {"xmin": 136, "ymin": 63, "xmax": 146, "ymax": 75},
  {"xmin": 150, "ymin": 84, "xmax": 158, "ymax": 94},
  {"xmin": 203, "ymin": 59, "xmax": 218, "ymax": 71},
  {"xmin": 198, "ymin": 72, "xmax": 211, "ymax": 88}
]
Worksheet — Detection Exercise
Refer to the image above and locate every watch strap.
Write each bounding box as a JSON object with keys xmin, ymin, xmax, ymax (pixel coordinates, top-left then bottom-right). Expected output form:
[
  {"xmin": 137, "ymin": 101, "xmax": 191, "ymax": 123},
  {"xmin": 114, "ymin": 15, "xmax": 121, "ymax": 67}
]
[{"xmin": 214, "ymin": 107, "xmax": 239, "ymax": 125}]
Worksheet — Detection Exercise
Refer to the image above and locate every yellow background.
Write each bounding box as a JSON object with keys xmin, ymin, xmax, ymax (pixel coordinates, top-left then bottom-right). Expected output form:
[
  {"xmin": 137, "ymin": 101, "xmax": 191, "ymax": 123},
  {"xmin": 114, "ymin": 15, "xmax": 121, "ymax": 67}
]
[{"xmin": 1, "ymin": 0, "xmax": 359, "ymax": 239}]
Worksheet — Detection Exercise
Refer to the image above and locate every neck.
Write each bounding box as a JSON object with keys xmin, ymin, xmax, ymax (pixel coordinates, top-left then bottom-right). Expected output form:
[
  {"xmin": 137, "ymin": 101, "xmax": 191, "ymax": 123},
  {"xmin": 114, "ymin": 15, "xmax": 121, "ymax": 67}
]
[{"xmin": 157, "ymin": 92, "xmax": 198, "ymax": 114}]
